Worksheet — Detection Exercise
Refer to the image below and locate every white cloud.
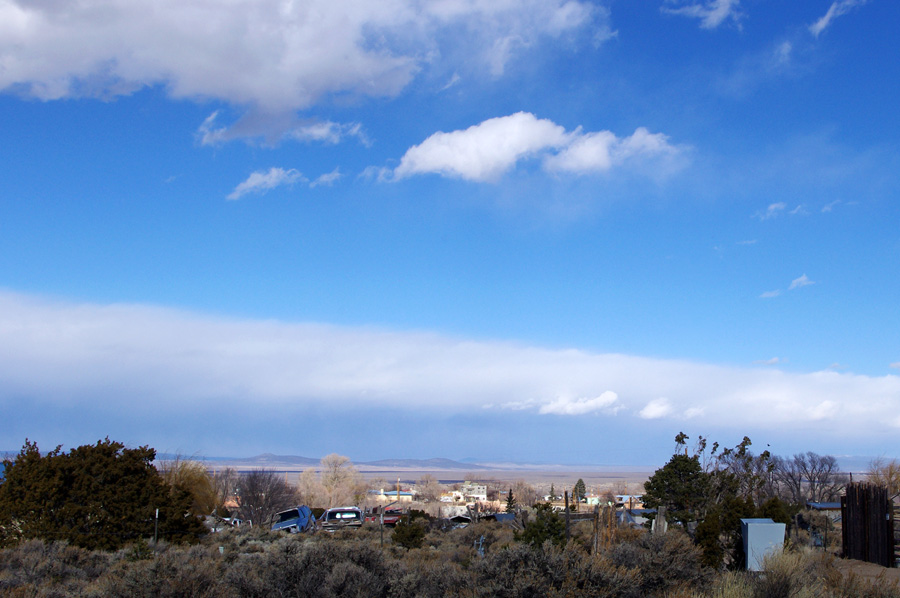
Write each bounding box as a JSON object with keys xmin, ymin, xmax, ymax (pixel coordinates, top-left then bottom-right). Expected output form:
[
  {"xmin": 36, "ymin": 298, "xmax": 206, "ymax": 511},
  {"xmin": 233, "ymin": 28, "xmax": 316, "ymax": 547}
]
[
  {"xmin": 0, "ymin": 0, "xmax": 602, "ymax": 115},
  {"xmin": 662, "ymin": 0, "xmax": 742, "ymax": 29},
  {"xmin": 545, "ymin": 127, "xmax": 684, "ymax": 174},
  {"xmin": 760, "ymin": 290, "xmax": 781, "ymax": 299},
  {"xmin": 789, "ymin": 274, "xmax": 814, "ymax": 290},
  {"xmin": 821, "ymin": 200, "xmax": 840, "ymax": 213},
  {"xmin": 639, "ymin": 398, "xmax": 673, "ymax": 419},
  {"xmin": 392, "ymin": 113, "xmax": 687, "ymax": 182},
  {"xmin": 538, "ymin": 391, "xmax": 619, "ymax": 415},
  {"xmin": 890, "ymin": 362, "xmax": 900, "ymax": 370},
  {"xmin": 392, "ymin": 112, "xmax": 571, "ymax": 182},
  {"xmin": 227, "ymin": 168, "xmax": 305, "ymax": 201},
  {"xmin": 809, "ymin": 0, "xmax": 868, "ymax": 38},
  {"xmin": 2, "ymin": 290, "xmax": 900, "ymax": 437}
]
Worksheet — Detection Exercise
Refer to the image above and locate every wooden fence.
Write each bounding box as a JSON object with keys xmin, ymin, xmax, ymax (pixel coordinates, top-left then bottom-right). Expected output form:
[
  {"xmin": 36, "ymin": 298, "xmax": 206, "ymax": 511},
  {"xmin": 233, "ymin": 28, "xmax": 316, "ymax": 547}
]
[{"xmin": 841, "ymin": 482, "xmax": 895, "ymax": 567}]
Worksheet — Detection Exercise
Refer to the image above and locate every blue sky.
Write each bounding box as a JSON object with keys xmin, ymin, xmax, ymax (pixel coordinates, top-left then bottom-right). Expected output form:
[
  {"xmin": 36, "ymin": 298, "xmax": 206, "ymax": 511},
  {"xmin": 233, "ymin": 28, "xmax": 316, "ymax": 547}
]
[{"xmin": 1, "ymin": 0, "xmax": 898, "ymax": 466}]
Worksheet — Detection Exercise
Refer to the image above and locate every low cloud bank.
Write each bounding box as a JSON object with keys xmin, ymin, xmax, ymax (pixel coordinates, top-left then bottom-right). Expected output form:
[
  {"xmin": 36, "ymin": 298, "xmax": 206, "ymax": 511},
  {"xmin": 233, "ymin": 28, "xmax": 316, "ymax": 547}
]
[{"xmin": 1, "ymin": 290, "xmax": 898, "ymax": 436}]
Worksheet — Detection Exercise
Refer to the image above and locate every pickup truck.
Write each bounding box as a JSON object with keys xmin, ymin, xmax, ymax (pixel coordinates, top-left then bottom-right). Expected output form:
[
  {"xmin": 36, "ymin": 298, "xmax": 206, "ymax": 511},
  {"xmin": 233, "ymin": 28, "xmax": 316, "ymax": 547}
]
[
  {"xmin": 365, "ymin": 507, "xmax": 403, "ymax": 527},
  {"xmin": 271, "ymin": 506, "xmax": 315, "ymax": 533},
  {"xmin": 320, "ymin": 506, "xmax": 364, "ymax": 531}
]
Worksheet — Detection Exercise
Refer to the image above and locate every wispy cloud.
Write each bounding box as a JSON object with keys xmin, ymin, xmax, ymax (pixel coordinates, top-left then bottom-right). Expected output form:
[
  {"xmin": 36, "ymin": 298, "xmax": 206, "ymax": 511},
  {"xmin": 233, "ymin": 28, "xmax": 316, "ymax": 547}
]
[
  {"xmin": 227, "ymin": 168, "xmax": 305, "ymax": 201},
  {"xmin": 198, "ymin": 112, "xmax": 368, "ymax": 147},
  {"xmin": 889, "ymin": 362, "xmax": 900, "ymax": 370},
  {"xmin": 761, "ymin": 274, "xmax": 814, "ymax": 299},
  {"xmin": 440, "ymin": 73, "xmax": 462, "ymax": 91},
  {"xmin": 821, "ymin": 200, "xmax": 841, "ymax": 213},
  {"xmin": 3, "ymin": 291, "xmax": 897, "ymax": 439},
  {"xmin": 311, "ymin": 169, "xmax": 342, "ymax": 188},
  {"xmin": 774, "ymin": 41, "xmax": 793, "ymax": 66},
  {"xmin": 661, "ymin": 0, "xmax": 742, "ymax": 29},
  {"xmin": 789, "ymin": 274, "xmax": 814, "ymax": 290},
  {"xmin": 716, "ymin": 37, "xmax": 800, "ymax": 97},
  {"xmin": 390, "ymin": 113, "xmax": 688, "ymax": 183},
  {"xmin": 756, "ymin": 202, "xmax": 786, "ymax": 220},
  {"xmin": 754, "ymin": 202, "xmax": 808, "ymax": 220},
  {"xmin": 810, "ymin": 0, "xmax": 868, "ymax": 38},
  {"xmin": 754, "ymin": 357, "xmax": 781, "ymax": 366}
]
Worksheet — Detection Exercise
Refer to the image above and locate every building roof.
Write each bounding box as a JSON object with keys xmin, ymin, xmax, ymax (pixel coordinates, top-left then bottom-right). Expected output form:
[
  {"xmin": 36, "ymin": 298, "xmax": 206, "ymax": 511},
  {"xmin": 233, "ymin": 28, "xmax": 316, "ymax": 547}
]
[{"xmin": 807, "ymin": 501, "xmax": 842, "ymax": 510}]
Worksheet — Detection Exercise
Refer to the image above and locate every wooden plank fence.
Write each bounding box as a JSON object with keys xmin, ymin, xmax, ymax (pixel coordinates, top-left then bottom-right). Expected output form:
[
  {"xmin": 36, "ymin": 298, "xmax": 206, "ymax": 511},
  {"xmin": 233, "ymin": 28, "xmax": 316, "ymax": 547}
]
[
  {"xmin": 841, "ymin": 482, "xmax": 894, "ymax": 567},
  {"xmin": 894, "ymin": 503, "xmax": 899, "ymax": 566}
]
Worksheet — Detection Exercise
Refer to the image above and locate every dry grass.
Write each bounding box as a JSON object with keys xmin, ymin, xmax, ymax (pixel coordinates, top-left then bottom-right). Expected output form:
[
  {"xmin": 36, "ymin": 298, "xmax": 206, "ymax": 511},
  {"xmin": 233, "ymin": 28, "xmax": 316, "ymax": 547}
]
[{"xmin": 2, "ymin": 524, "xmax": 900, "ymax": 598}]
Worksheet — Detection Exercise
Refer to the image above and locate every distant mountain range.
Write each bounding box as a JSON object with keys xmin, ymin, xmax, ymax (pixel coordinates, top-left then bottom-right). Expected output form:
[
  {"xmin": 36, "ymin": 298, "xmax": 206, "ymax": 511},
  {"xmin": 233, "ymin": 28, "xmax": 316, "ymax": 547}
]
[{"xmin": 358, "ymin": 458, "xmax": 488, "ymax": 470}]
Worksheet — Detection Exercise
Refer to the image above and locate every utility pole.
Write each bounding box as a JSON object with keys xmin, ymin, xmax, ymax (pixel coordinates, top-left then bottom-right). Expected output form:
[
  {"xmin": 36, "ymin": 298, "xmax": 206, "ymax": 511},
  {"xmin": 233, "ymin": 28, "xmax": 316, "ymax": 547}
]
[{"xmin": 380, "ymin": 500, "xmax": 398, "ymax": 549}]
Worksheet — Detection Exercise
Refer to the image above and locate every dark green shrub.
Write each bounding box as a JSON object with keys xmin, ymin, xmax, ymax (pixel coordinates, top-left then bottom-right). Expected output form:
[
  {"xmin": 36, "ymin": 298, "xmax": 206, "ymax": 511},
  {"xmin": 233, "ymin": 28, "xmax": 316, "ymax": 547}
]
[
  {"xmin": 0, "ymin": 539, "xmax": 111, "ymax": 595},
  {"xmin": 607, "ymin": 529, "xmax": 709, "ymax": 596},
  {"xmin": 0, "ymin": 439, "xmax": 205, "ymax": 550},
  {"xmin": 471, "ymin": 542, "xmax": 644, "ymax": 598},
  {"xmin": 392, "ymin": 520, "xmax": 426, "ymax": 550},
  {"xmin": 387, "ymin": 558, "xmax": 471, "ymax": 598},
  {"xmin": 515, "ymin": 502, "xmax": 565, "ymax": 548},
  {"xmin": 89, "ymin": 544, "xmax": 225, "ymax": 598},
  {"xmin": 470, "ymin": 542, "xmax": 564, "ymax": 597},
  {"xmin": 223, "ymin": 537, "xmax": 389, "ymax": 598}
]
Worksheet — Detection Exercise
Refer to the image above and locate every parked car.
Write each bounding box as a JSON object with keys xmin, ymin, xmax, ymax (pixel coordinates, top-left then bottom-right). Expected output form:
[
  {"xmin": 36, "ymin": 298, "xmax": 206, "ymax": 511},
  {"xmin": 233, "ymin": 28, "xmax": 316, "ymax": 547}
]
[
  {"xmin": 319, "ymin": 506, "xmax": 363, "ymax": 531},
  {"xmin": 272, "ymin": 506, "xmax": 316, "ymax": 533}
]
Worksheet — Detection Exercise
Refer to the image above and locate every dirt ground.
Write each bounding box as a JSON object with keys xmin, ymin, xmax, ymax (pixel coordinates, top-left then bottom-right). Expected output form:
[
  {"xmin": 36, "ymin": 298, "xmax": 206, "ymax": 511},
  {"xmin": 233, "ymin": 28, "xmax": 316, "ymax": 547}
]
[{"xmin": 832, "ymin": 557, "xmax": 900, "ymax": 584}]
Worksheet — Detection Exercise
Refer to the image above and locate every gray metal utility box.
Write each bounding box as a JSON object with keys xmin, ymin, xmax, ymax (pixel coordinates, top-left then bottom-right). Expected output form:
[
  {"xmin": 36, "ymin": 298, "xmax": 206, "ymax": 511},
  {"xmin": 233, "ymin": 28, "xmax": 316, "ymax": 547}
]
[{"xmin": 741, "ymin": 518, "xmax": 786, "ymax": 571}]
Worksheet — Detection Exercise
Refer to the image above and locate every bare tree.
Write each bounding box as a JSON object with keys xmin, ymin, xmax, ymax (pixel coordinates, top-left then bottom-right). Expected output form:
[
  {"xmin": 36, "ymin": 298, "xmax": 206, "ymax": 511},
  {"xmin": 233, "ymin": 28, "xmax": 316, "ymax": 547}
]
[
  {"xmin": 236, "ymin": 469, "xmax": 299, "ymax": 525},
  {"xmin": 772, "ymin": 452, "xmax": 848, "ymax": 505},
  {"xmin": 511, "ymin": 480, "xmax": 540, "ymax": 508},
  {"xmin": 298, "ymin": 467, "xmax": 324, "ymax": 507},
  {"xmin": 212, "ymin": 467, "xmax": 239, "ymax": 512},
  {"xmin": 798, "ymin": 452, "xmax": 847, "ymax": 502},
  {"xmin": 320, "ymin": 454, "xmax": 366, "ymax": 507},
  {"xmin": 867, "ymin": 457, "xmax": 900, "ymax": 498},
  {"xmin": 771, "ymin": 455, "xmax": 803, "ymax": 504},
  {"xmin": 157, "ymin": 456, "xmax": 218, "ymax": 516},
  {"xmin": 416, "ymin": 474, "xmax": 443, "ymax": 502}
]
